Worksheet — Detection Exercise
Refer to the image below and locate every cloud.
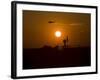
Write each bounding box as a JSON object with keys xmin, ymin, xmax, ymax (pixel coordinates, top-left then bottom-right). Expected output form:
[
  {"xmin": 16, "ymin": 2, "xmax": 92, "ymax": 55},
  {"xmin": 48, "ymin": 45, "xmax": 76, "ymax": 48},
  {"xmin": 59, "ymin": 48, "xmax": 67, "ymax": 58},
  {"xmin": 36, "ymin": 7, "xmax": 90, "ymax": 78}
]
[{"xmin": 69, "ymin": 23, "xmax": 83, "ymax": 26}]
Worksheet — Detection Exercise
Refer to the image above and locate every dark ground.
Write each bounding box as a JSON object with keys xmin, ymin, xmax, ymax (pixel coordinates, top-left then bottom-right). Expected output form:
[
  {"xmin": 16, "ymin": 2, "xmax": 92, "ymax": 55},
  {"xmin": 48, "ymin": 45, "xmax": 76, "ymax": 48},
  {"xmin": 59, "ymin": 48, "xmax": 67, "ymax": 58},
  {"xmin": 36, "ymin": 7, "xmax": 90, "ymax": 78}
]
[{"xmin": 23, "ymin": 47, "xmax": 91, "ymax": 69}]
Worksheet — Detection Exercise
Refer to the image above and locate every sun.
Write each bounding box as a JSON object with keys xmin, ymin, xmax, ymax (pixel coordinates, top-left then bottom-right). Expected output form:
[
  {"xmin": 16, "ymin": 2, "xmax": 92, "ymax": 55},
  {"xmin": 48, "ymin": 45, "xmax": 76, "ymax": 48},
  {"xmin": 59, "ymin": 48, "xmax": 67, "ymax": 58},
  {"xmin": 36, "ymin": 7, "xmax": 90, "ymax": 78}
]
[{"xmin": 55, "ymin": 31, "xmax": 61, "ymax": 37}]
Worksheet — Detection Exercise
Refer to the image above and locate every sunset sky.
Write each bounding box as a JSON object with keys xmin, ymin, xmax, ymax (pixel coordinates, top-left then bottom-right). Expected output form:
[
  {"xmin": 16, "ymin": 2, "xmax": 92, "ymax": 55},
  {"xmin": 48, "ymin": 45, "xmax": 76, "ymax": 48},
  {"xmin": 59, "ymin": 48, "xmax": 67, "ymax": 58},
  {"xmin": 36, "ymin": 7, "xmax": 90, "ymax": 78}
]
[{"xmin": 23, "ymin": 10, "xmax": 90, "ymax": 48}]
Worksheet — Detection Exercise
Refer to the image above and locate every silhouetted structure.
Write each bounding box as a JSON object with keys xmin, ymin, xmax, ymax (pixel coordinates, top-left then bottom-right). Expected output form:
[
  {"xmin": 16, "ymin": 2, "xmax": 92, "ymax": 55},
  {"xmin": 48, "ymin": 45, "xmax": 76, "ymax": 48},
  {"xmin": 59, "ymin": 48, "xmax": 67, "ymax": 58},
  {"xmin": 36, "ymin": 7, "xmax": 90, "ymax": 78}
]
[{"xmin": 63, "ymin": 36, "xmax": 69, "ymax": 48}]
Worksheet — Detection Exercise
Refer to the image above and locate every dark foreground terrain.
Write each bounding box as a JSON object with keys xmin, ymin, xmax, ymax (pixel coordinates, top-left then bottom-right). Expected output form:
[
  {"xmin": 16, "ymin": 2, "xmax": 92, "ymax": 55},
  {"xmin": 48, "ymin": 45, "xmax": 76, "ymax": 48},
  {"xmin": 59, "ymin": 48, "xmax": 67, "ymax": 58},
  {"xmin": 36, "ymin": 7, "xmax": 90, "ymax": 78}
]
[{"xmin": 23, "ymin": 47, "xmax": 91, "ymax": 69}]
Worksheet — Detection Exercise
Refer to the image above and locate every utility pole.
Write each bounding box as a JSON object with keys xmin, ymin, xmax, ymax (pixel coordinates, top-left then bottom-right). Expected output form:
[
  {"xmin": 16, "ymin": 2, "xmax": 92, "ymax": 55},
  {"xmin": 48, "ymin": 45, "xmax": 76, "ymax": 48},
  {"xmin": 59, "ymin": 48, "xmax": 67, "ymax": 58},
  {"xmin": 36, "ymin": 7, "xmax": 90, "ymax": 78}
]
[{"xmin": 63, "ymin": 36, "xmax": 69, "ymax": 48}]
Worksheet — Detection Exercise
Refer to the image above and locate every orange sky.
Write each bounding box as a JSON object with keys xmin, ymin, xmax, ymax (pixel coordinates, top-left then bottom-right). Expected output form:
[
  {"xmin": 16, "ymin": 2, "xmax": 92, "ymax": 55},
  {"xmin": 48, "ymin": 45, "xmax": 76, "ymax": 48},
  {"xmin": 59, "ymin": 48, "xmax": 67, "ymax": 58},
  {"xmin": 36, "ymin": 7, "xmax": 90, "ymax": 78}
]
[{"xmin": 23, "ymin": 10, "xmax": 90, "ymax": 48}]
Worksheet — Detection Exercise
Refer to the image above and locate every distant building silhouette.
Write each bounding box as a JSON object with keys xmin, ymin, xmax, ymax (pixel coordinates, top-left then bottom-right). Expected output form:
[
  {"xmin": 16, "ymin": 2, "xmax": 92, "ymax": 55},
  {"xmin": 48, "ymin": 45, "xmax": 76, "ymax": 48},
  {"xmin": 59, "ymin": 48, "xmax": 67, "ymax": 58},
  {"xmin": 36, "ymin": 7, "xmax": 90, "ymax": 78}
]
[
  {"xmin": 54, "ymin": 45, "xmax": 59, "ymax": 49},
  {"xmin": 42, "ymin": 45, "xmax": 52, "ymax": 49}
]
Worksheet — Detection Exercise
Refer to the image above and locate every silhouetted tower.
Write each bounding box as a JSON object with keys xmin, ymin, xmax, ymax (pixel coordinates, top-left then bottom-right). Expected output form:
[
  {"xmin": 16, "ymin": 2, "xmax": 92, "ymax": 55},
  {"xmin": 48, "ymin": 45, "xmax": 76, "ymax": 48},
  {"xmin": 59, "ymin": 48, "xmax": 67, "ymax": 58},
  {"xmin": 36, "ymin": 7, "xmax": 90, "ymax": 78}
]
[{"xmin": 63, "ymin": 36, "xmax": 69, "ymax": 48}]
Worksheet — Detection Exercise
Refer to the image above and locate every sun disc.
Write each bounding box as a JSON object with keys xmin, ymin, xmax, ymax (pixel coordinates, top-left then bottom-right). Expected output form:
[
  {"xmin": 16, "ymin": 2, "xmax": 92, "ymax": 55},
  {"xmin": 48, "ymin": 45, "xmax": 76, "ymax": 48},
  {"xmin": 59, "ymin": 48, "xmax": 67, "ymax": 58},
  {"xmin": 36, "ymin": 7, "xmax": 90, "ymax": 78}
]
[{"xmin": 55, "ymin": 31, "xmax": 61, "ymax": 37}]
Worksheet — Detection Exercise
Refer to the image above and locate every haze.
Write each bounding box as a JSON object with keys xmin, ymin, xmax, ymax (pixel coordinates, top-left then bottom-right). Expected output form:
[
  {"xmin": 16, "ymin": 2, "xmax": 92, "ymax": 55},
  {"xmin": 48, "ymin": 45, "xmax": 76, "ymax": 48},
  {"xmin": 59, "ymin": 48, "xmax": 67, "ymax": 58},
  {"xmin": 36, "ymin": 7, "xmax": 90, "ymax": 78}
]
[{"xmin": 23, "ymin": 10, "xmax": 90, "ymax": 48}]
